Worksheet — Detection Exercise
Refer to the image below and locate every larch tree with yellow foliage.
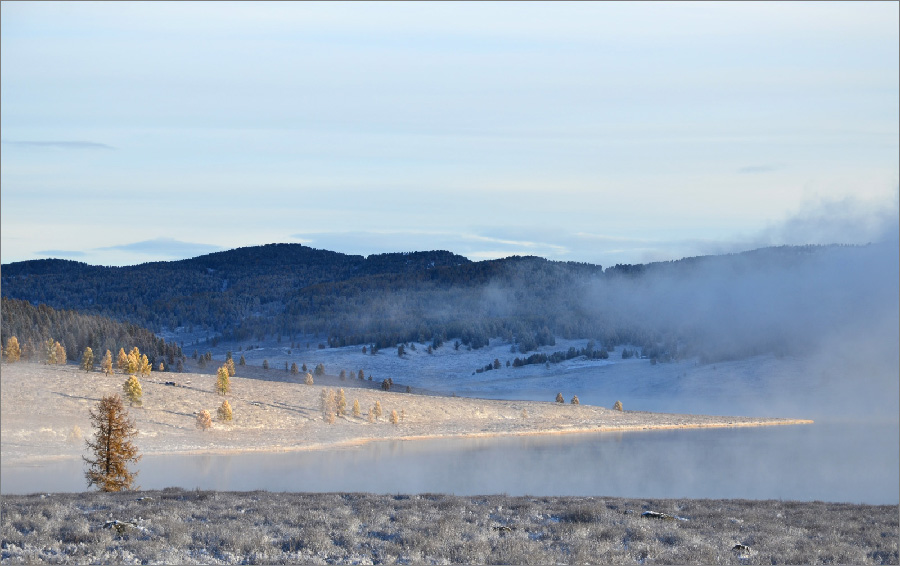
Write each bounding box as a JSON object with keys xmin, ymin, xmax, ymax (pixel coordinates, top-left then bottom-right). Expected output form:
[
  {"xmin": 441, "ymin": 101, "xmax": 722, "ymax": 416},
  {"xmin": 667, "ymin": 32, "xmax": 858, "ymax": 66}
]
[
  {"xmin": 81, "ymin": 347, "xmax": 94, "ymax": 372},
  {"xmin": 101, "ymin": 350, "xmax": 114, "ymax": 375},
  {"xmin": 4, "ymin": 336, "xmax": 21, "ymax": 362},
  {"xmin": 122, "ymin": 375, "xmax": 143, "ymax": 407},
  {"xmin": 84, "ymin": 394, "xmax": 140, "ymax": 492},
  {"xmin": 117, "ymin": 348, "xmax": 128, "ymax": 372},
  {"xmin": 216, "ymin": 365, "xmax": 231, "ymax": 395}
]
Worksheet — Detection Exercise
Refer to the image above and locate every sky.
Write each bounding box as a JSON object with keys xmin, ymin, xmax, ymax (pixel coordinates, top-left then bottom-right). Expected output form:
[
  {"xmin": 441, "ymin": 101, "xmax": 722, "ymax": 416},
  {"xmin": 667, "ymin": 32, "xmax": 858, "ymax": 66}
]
[{"xmin": 1, "ymin": 1, "xmax": 898, "ymax": 267}]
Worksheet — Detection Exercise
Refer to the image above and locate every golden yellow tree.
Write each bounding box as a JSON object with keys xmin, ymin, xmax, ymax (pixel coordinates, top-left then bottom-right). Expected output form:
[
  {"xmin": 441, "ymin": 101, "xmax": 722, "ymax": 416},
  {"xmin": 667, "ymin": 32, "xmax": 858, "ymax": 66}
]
[
  {"xmin": 352, "ymin": 399, "xmax": 361, "ymax": 417},
  {"xmin": 83, "ymin": 394, "xmax": 141, "ymax": 492},
  {"xmin": 216, "ymin": 365, "xmax": 230, "ymax": 395},
  {"xmin": 138, "ymin": 354, "xmax": 152, "ymax": 377},
  {"xmin": 4, "ymin": 336, "xmax": 21, "ymax": 362},
  {"xmin": 305, "ymin": 372, "xmax": 314, "ymax": 385},
  {"xmin": 226, "ymin": 358, "xmax": 236, "ymax": 377},
  {"xmin": 390, "ymin": 410, "xmax": 399, "ymax": 425},
  {"xmin": 55, "ymin": 341, "xmax": 66, "ymax": 365},
  {"xmin": 373, "ymin": 401, "xmax": 382, "ymax": 420},
  {"xmin": 196, "ymin": 410, "xmax": 212, "ymax": 431},
  {"xmin": 101, "ymin": 350, "xmax": 114, "ymax": 375},
  {"xmin": 217, "ymin": 400, "xmax": 233, "ymax": 422},
  {"xmin": 122, "ymin": 375, "xmax": 143, "ymax": 407},
  {"xmin": 116, "ymin": 348, "xmax": 128, "ymax": 372},
  {"xmin": 336, "ymin": 388, "xmax": 346, "ymax": 417},
  {"xmin": 81, "ymin": 347, "xmax": 94, "ymax": 372}
]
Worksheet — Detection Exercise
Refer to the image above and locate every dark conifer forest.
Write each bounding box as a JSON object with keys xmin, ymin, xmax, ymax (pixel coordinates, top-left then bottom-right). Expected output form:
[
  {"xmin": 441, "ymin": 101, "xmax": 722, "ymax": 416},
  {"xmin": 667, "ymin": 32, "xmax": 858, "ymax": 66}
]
[{"xmin": 1, "ymin": 242, "xmax": 872, "ymax": 362}]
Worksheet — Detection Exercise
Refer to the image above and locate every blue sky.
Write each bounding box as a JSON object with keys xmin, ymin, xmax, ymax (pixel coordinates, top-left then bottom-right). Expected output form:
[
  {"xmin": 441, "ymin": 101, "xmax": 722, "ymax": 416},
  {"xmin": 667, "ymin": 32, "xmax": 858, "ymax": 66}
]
[{"xmin": 2, "ymin": 1, "xmax": 897, "ymax": 267}]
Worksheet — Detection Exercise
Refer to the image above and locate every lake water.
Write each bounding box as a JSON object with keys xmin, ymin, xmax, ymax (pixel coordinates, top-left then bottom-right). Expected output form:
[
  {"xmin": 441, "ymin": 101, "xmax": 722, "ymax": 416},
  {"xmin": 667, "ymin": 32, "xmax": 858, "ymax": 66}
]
[{"xmin": 3, "ymin": 421, "xmax": 896, "ymax": 504}]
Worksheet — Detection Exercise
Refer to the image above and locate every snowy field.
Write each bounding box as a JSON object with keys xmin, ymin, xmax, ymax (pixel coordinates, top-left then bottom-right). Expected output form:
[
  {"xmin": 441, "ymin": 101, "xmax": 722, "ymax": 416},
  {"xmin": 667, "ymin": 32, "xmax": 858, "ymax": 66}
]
[{"xmin": 171, "ymin": 330, "xmax": 896, "ymax": 424}]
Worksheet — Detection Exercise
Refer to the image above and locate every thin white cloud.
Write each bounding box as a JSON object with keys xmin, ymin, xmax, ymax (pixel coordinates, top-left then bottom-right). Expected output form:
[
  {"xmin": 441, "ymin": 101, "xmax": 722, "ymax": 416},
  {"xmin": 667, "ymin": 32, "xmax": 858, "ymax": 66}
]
[
  {"xmin": 96, "ymin": 238, "xmax": 223, "ymax": 258},
  {"xmin": 2, "ymin": 140, "xmax": 114, "ymax": 150}
]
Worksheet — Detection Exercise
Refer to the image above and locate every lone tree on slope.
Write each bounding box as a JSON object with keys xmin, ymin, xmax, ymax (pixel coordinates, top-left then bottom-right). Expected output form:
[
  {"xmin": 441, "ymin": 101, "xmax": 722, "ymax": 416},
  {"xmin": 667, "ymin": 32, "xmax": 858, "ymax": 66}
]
[
  {"xmin": 122, "ymin": 375, "xmax": 143, "ymax": 407},
  {"xmin": 83, "ymin": 394, "xmax": 141, "ymax": 492},
  {"xmin": 216, "ymin": 365, "xmax": 231, "ymax": 395}
]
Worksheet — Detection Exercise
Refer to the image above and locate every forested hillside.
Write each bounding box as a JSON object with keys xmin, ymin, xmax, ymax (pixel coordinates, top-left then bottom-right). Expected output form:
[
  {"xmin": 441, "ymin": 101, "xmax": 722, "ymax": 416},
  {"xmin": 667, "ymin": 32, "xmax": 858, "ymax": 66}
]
[
  {"xmin": 2, "ymin": 242, "xmax": 876, "ymax": 362},
  {"xmin": 1, "ymin": 245, "xmax": 470, "ymax": 333},
  {"xmin": 0, "ymin": 297, "xmax": 182, "ymax": 367}
]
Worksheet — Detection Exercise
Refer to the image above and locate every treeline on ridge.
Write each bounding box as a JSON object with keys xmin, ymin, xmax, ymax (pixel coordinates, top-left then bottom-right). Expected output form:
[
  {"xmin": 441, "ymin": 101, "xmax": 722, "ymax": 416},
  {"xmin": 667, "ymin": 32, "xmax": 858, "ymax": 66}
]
[
  {"xmin": 1, "ymin": 296, "xmax": 182, "ymax": 368},
  {"xmin": 1, "ymin": 242, "xmax": 858, "ymax": 362}
]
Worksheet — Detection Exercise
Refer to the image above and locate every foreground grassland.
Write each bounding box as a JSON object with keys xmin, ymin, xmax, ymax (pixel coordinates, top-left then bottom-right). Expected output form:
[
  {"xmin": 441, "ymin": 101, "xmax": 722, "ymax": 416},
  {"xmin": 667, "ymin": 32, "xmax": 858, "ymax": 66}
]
[
  {"xmin": 1, "ymin": 490, "xmax": 897, "ymax": 565},
  {"xmin": 1, "ymin": 363, "xmax": 811, "ymax": 465}
]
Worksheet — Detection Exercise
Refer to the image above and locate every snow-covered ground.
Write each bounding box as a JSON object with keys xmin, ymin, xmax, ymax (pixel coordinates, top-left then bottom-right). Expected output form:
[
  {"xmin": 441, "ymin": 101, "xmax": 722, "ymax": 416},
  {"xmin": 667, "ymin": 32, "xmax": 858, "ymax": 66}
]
[{"xmin": 181, "ymin": 332, "xmax": 898, "ymax": 424}]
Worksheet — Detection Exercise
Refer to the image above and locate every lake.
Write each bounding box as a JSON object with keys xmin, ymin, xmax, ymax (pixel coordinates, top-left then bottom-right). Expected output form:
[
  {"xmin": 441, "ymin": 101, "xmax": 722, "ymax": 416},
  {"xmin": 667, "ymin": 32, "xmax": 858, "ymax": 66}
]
[{"xmin": 2, "ymin": 421, "xmax": 896, "ymax": 504}]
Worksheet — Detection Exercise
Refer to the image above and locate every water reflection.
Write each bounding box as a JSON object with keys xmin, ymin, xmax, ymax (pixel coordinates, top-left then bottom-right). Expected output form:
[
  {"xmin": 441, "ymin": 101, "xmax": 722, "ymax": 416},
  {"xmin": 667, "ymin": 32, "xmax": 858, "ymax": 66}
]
[{"xmin": 2, "ymin": 422, "xmax": 896, "ymax": 504}]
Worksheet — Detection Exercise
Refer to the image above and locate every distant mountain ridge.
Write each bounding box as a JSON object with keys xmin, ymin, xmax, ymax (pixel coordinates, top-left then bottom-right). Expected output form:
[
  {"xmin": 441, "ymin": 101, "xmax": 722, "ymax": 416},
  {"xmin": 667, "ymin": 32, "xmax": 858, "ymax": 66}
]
[{"xmin": 1, "ymin": 242, "xmax": 866, "ymax": 359}]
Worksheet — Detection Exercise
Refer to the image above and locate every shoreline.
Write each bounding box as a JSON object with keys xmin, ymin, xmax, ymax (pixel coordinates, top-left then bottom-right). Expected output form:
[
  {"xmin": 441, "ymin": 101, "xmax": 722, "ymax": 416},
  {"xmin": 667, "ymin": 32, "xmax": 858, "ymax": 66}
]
[{"xmin": 3, "ymin": 414, "xmax": 814, "ymax": 466}]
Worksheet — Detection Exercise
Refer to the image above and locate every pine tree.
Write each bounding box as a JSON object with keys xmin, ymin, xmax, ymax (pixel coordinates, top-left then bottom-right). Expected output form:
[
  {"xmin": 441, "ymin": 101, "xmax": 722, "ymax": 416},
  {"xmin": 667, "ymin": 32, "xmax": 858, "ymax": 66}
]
[
  {"xmin": 613, "ymin": 400, "xmax": 623, "ymax": 411},
  {"xmin": 216, "ymin": 365, "xmax": 231, "ymax": 395},
  {"xmin": 83, "ymin": 394, "xmax": 141, "ymax": 492},
  {"xmin": 358, "ymin": 369, "xmax": 365, "ymax": 380},
  {"xmin": 374, "ymin": 401, "xmax": 382, "ymax": 420},
  {"xmin": 290, "ymin": 362, "xmax": 299, "ymax": 375},
  {"xmin": 122, "ymin": 375, "xmax": 143, "ymax": 407},
  {"xmin": 239, "ymin": 354, "xmax": 246, "ymax": 366},
  {"xmin": 217, "ymin": 400, "xmax": 233, "ymax": 422},
  {"xmin": 571, "ymin": 395, "xmax": 580, "ymax": 405},
  {"xmin": 117, "ymin": 348, "xmax": 128, "ymax": 372},
  {"xmin": 314, "ymin": 363, "xmax": 325, "ymax": 376},
  {"xmin": 262, "ymin": 359, "xmax": 269, "ymax": 370},
  {"xmin": 226, "ymin": 358, "xmax": 236, "ymax": 377},
  {"xmin": 196, "ymin": 410, "xmax": 212, "ymax": 430},
  {"xmin": 101, "ymin": 350, "xmax": 113, "ymax": 375},
  {"xmin": 4, "ymin": 336, "xmax": 21, "ymax": 362},
  {"xmin": 352, "ymin": 399, "xmax": 361, "ymax": 417},
  {"xmin": 556, "ymin": 392, "xmax": 564, "ymax": 403}
]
